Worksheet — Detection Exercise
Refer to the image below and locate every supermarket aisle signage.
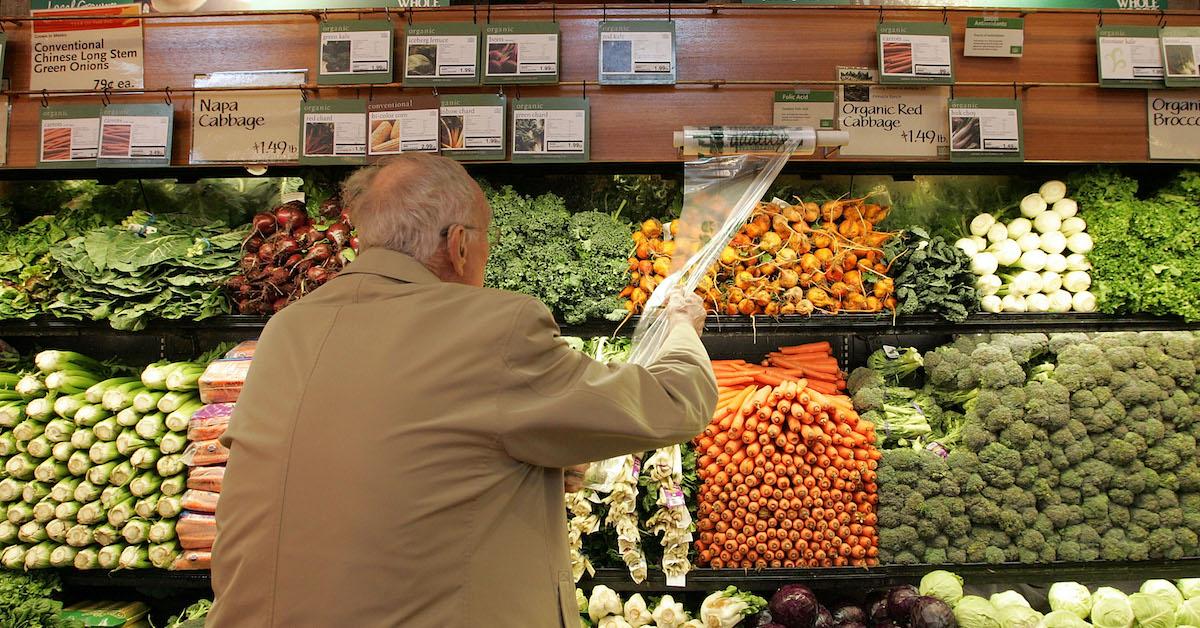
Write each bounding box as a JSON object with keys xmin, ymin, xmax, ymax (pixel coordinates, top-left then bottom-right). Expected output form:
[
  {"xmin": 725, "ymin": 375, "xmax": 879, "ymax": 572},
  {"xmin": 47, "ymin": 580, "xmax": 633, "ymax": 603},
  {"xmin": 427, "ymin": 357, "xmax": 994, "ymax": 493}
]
[
  {"xmin": 511, "ymin": 97, "xmax": 589, "ymax": 163},
  {"xmin": 300, "ymin": 99, "xmax": 367, "ymax": 165},
  {"xmin": 98, "ymin": 103, "xmax": 173, "ymax": 167},
  {"xmin": 30, "ymin": 1, "xmax": 144, "ymax": 93},
  {"xmin": 964, "ymin": 16, "xmax": 1024, "ymax": 57},
  {"xmin": 877, "ymin": 22, "xmax": 954, "ymax": 85},
  {"xmin": 34, "ymin": 0, "xmax": 449, "ymax": 12},
  {"xmin": 773, "ymin": 90, "xmax": 836, "ymax": 130},
  {"xmin": 482, "ymin": 22, "xmax": 560, "ymax": 85},
  {"xmin": 1161, "ymin": 27, "xmax": 1200, "ymax": 88},
  {"xmin": 367, "ymin": 95, "xmax": 440, "ymax": 157},
  {"xmin": 403, "ymin": 22, "xmax": 481, "ymax": 87},
  {"xmin": 837, "ymin": 67, "xmax": 950, "ymax": 158},
  {"xmin": 1096, "ymin": 25, "xmax": 1165, "ymax": 88},
  {"xmin": 1147, "ymin": 89, "xmax": 1200, "ymax": 159},
  {"xmin": 317, "ymin": 20, "xmax": 393, "ymax": 86},
  {"xmin": 948, "ymin": 98, "xmax": 1023, "ymax": 162},
  {"xmin": 38, "ymin": 103, "xmax": 100, "ymax": 169},
  {"xmin": 598, "ymin": 21, "xmax": 677, "ymax": 86},
  {"xmin": 438, "ymin": 93, "xmax": 506, "ymax": 161},
  {"xmin": 743, "ymin": 0, "xmax": 1164, "ymax": 8},
  {"xmin": 190, "ymin": 70, "xmax": 305, "ymax": 164}
]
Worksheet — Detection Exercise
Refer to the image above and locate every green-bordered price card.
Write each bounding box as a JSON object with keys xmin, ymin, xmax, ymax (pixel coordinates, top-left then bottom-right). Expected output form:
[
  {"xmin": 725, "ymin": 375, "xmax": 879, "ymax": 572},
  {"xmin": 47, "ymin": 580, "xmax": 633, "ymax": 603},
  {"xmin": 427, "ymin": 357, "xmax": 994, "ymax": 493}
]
[
  {"xmin": 318, "ymin": 20, "xmax": 393, "ymax": 85},
  {"xmin": 0, "ymin": 97, "xmax": 9, "ymax": 166},
  {"xmin": 403, "ymin": 22, "xmax": 480, "ymax": 86},
  {"xmin": 964, "ymin": 17, "xmax": 1023, "ymax": 57},
  {"xmin": 439, "ymin": 93, "xmax": 505, "ymax": 160},
  {"xmin": 878, "ymin": 22, "xmax": 954, "ymax": 85},
  {"xmin": 948, "ymin": 98, "xmax": 1023, "ymax": 162},
  {"xmin": 300, "ymin": 99, "xmax": 367, "ymax": 165},
  {"xmin": 1097, "ymin": 26, "xmax": 1165, "ymax": 88},
  {"xmin": 773, "ymin": 90, "xmax": 836, "ymax": 129},
  {"xmin": 1161, "ymin": 27, "xmax": 1200, "ymax": 88},
  {"xmin": 39, "ymin": 104, "xmax": 100, "ymax": 168},
  {"xmin": 0, "ymin": 34, "xmax": 7, "ymax": 81},
  {"xmin": 367, "ymin": 94, "xmax": 440, "ymax": 157},
  {"xmin": 97, "ymin": 103, "xmax": 172, "ymax": 167},
  {"xmin": 1148, "ymin": 89, "xmax": 1200, "ymax": 159},
  {"xmin": 599, "ymin": 21, "xmax": 676, "ymax": 85},
  {"xmin": 483, "ymin": 22, "xmax": 560, "ymax": 85},
  {"xmin": 511, "ymin": 97, "xmax": 588, "ymax": 163}
]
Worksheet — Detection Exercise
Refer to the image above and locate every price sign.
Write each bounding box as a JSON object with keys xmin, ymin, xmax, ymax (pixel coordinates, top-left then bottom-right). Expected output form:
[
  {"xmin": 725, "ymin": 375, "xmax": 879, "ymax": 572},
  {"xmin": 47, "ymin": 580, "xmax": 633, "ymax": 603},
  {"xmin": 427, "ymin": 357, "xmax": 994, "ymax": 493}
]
[
  {"xmin": 97, "ymin": 103, "xmax": 173, "ymax": 167},
  {"xmin": 1097, "ymin": 25, "xmax": 1165, "ymax": 88},
  {"xmin": 0, "ymin": 97, "xmax": 8, "ymax": 167},
  {"xmin": 878, "ymin": 22, "xmax": 954, "ymax": 85},
  {"xmin": 317, "ymin": 20, "xmax": 393, "ymax": 85},
  {"xmin": 598, "ymin": 20, "xmax": 676, "ymax": 85},
  {"xmin": 300, "ymin": 99, "xmax": 366, "ymax": 165},
  {"xmin": 1161, "ymin": 27, "xmax": 1200, "ymax": 88},
  {"xmin": 837, "ymin": 68, "xmax": 949, "ymax": 158},
  {"xmin": 483, "ymin": 22, "xmax": 560, "ymax": 85},
  {"xmin": 367, "ymin": 94, "xmax": 441, "ymax": 157},
  {"xmin": 439, "ymin": 93, "xmax": 506, "ymax": 161},
  {"xmin": 964, "ymin": 17, "xmax": 1024, "ymax": 57},
  {"xmin": 403, "ymin": 22, "xmax": 481, "ymax": 87},
  {"xmin": 30, "ymin": 1, "xmax": 144, "ymax": 93},
  {"xmin": 773, "ymin": 90, "xmax": 836, "ymax": 129},
  {"xmin": 511, "ymin": 97, "xmax": 589, "ymax": 163},
  {"xmin": 948, "ymin": 98, "xmax": 1023, "ymax": 162},
  {"xmin": 1148, "ymin": 89, "xmax": 1200, "ymax": 159},
  {"xmin": 190, "ymin": 70, "xmax": 305, "ymax": 164},
  {"xmin": 39, "ymin": 104, "xmax": 101, "ymax": 169}
]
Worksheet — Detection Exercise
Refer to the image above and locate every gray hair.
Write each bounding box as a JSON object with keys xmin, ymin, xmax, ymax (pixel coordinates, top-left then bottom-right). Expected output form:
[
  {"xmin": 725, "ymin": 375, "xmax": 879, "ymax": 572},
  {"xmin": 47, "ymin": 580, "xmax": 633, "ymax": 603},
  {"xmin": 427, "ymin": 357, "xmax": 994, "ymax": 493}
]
[{"xmin": 341, "ymin": 154, "xmax": 484, "ymax": 263}]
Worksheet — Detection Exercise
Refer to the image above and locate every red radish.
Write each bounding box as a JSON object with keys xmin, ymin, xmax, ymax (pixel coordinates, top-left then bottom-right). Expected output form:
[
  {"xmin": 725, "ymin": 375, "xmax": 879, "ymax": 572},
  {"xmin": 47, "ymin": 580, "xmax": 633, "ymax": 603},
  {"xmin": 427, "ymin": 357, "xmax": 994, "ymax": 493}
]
[
  {"xmin": 252, "ymin": 213, "xmax": 276, "ymax": 236},
  {"xmin": 265, "ymin": 267, "xmax": 290, "ymax": 287},
  {"xmin": 319, "ymin": 198, "xmax": 341, "ymax": 219},
  {"xmin": 284, "ymin": 253, "xmax": 303, "ymax": 269},
  {"xmin": 227, "ymin": 275, "xmax": 247, "ymax": 291},
  {"xmin": 306, "ymin": 266, "xmax": 330, "ymax": 284},
  {"xmin": 243, "ymin": 235, "xmax": 264, "ymax": 253},
  {"xmin": 275, "ymin": 204, "xmax": 308, "ymax": 232},
  {"xmin": 257, "ymin": 242, "xmax": 276, "ymax": 264},
  {"xmin": 274, "ymin": 236, "xmax": 300, "ymax": 258},
  {"xmin": 305, "ymin": 242, "xmax": 333, "ymax": 263},
  {"xmin": 326, "ymin": 222, "xmax": 351, "ymax": 247}
]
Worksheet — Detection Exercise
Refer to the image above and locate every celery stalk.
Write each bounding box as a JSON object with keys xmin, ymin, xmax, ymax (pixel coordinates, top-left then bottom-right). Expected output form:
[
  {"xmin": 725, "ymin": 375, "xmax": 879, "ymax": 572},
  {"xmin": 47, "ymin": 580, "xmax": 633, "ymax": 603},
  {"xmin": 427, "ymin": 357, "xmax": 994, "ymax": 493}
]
[
  {"xmin": 25, "ymin": 436, "xmax": 52, "ymax": 459},
  {"xmin": 166, "ymin": 366, "xmax": 205, "ymax": 392},
  {"xmin": 0, "ymin": 544, "xmax": 28, "ymax": 569},
  {"xmin": 89, "ymin": 441, "xmax": 121, "ymax": 464},
  {"xmin": 33, "ymin": 459, "xmax": 67, "ymax": 484},
  {"xmin": 85, "ymin": 461, "xmax": 118, "ymax": 485},
  {"xmin": 6, "ymin": 454, "xmax": 38, "ymax": 480},
  {"xmin": 0, "ymin": 402, "xmax": 24, "ymax": 427},
  {"xmin": 108, "ymin": 462, "xmax": 135, "ymax": 488},
  {"xmin": 16, "ymin": 374, "xmax": 46, "ymax": 399},
  {"xmin": 121, "ymin": 518, "xmax": 151, "ymax": 544},
  {"xmin": 157, "ymin": 391, "xmax": 197, "ymax": 414},
  {"xmin": 131, "ymin": 390, "xmax": 164, "ymax": 414},
  {"xmin": 74, "ymin": 547, "xmax": 101, "ymax": 570},
  {"xmin": 130, "ymin": 447, "xmax": 161, "ymax": 470},
  {"xmin": 107, "ymin": 498, "xmax": 136, "ymax": 527},
  {"xmin": 24, "ymin": 541, "xmax": 54, "ymax": 569},
  {"xmin": 36, "ymin": 350, "xmax": 103, "ymax": 374},
  {"xmin": 75, "ymin": 500, "xmax": 107, "ymax": 525},
  {"xmin": 97, "ymin": 543, "xmax": 126, "ymax": 569},
  {"xmin": 46, "ymin": 370, "xmax": 102, "ymax": 395},
  {"xmin": 149, "ymin": 518, "xmax": 176, "ymax": 543},
  {"xmin": 53, "ymin": 393, "xmax": 87, "ymax": 420},
  {"xmin": 54, "ymin": 500, "xmax": 81, "ymax": 522},
  {"xmin": 44, "ymin": 418, "xmax": 76, "ymax": 443},
  {"xmin": 73, "ymin": 480, "xmax": 102, "ymax": 503},
  {"xmin": 134, "ymin": 494, "xmax": 160, "ymax": 519},
  {"xmin": 50, "ymin": 477, "xmax": 82, "ymax": 502},
  {"xmin": 101, "ymin": 380, "xmax": 147, "ymax": 412},
  {"xmin": 165, "ymin": 400, "xmax": 203, "ymax": 433},
  {"xmin": 158, "ymin": 431, "xmax": 187, "ymax": 455},
  {"xmin": 67, "ymin": 451, "xmax": 93, "ymax": 477},
  {"xmin": 156, "ymin": 454, "xmax": 184, "ymax": 477},
  {"xmin": 0, "ymin": 478, "xmax": 26, "ymax": 502},
  {"xmin": 148, "ymin": 541, "xmax": 179, "ymax": 569},
  {"xmin": 0, "ymin": 432, "xmax": 18, "ymax": 456},
  {"xmin": 117, "ymin": 544, "xmax": 149, "ymax": 570},
  {"xmin": 101, "ymin": 486, "xmax": 133, "ymax": 509},
  {"xmin": 70, "ymin": 427, "xmax": 97, "ymax": 450},
  {"xmin": 0, "ymin": 520, "xmax": 15, "ymax": 543},
  {"xmin": 160, "ymin": 473, "xmax": 186, "ymax": 497},
  {"xmin": 45, "ymin": 518, "xmax": 69, "ymax": 544},
  {"xmin": 92, "ymin": 417, "xmax": 120, "ymax": 442},
  {"xmin": 130, "ymin": 471, "xmax": 162, "ymax": 497},
  {"xmin": 52, "ymin": 441, "xmax": 76, "ymax": 462},
  {"xmin": 66, "ymin": 524, "xmax": 94, "ymax": 548},
  {"xmin": 116, "ymin": 430, "xmax": 148, "ymax": 456},
  {"xmin": 21, "ymin": 480, "xmax": 50, "ymax": 504},
  {"xmin": 49, "ymin": 545, "xmax": 78, "ymax": 567},
  {"xmin": 74, "ymin": 404, "xmax": 111, "ymax": 428},
  {"xmin": 93, "ymin": 522, "xmax": 121, "ymax": 546},
  {"xmin": 115, "ymin": 407, "xmax": 141, "ymax": 428},
  {"xmin": 31, "ymin": 498, "xmax": 57, "ymax": 523},
  {"xmin": 136, "ymin": 413, "xmax": 168, "ymax": 440},
  {"xmin": 156, "ymin": 496, "xmax": 182, "ymax": 518},
  {"xmin": 88, "ymin": 377, "xmax": 139, "ymax": 404},
  {"xmin": 13, "ymin": 420, "xmax": 45, "ymax": 443},
  {"xmin": 18, "ymin": 520, "xmax": 47, "ymax": 543}
]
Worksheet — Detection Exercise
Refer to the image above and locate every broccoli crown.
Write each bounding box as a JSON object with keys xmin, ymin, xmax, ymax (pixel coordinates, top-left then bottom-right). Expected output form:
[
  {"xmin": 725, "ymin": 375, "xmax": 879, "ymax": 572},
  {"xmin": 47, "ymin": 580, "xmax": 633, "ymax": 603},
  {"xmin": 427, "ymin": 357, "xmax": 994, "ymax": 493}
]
[
  {"xmin": 998, "ymin": 419, "xmax": 1037, "ymax": 449},
  {"xmin": 924, "ymin": 347, "xmax": 980, "ymax": 391}
]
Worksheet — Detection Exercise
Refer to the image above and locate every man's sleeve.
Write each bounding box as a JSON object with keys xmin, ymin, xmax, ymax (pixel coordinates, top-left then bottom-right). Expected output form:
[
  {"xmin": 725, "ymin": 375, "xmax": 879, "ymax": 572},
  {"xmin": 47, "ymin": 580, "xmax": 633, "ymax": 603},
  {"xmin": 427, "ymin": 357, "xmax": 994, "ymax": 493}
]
[{"xmin": 497, "ymin": 299, "xmax": 718, "ymax": 468}]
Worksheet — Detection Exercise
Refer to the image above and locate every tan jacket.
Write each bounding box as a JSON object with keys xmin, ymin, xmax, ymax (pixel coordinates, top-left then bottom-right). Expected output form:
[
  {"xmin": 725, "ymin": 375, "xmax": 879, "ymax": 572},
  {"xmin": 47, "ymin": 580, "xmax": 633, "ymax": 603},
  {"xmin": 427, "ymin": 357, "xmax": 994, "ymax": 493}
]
[{"xmin": 208, "ymin": 248, "xmax": 717, "ymax": 628}]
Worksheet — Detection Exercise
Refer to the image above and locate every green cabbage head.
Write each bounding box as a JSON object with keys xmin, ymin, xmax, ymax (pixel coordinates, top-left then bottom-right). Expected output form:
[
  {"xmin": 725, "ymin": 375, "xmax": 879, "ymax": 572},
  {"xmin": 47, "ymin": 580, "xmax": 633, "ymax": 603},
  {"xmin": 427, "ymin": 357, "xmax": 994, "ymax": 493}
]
[
  {"xmin": 1178, "ymin": 598, "xmax": 1200, "ymax": 626},
  {"xmin": 954, "ymin": 596, "xmax": 1003, "ymax": 628},
  {"xmin": 1129, "ymin": 592, "xmax": 1177, "ymax": 628},
  {"xmin": 996, "ymin": 603, "xmax": 1042, "ymax": 628},
  {"xmin": 1042, "ymin": 610, "xmax": 1093, "ymax": 628},
  {"xmin": 1091, "ymin": 587, "xmax": 1134, "ymax": 628},
  {"xmin": 920, "ymin": 570, "xmax": 964, "ymax": 606},
  {"xmin": 1180, "ymin": 580, "xmax": 1200, "ymax": 601},
  {"xmin": 1050, "ymin": 582, "xmax": 1094, "ymax": 619},
  {"xmin": 1142, "ymin": 580, "xmax": 1185, "ymax": 608}
]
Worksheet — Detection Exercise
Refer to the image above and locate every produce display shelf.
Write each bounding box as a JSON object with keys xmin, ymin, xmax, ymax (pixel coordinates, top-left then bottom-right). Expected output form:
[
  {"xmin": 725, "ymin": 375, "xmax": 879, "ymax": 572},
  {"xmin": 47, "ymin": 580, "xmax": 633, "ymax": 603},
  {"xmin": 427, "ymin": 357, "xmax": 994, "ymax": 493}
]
[
  {"xmin": 0, "ymin": 313, "xmax": 1193, "ymax": 340},
  {"xmin": 53, "ymin": 559, "xmax": 1200, "ymax": 594}
]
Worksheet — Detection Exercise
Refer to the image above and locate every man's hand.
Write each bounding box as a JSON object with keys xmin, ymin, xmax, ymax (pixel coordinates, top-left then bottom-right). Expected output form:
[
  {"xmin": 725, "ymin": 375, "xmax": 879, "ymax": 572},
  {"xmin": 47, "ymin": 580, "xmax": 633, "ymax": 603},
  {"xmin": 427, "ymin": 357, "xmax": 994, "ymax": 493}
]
[
  {"xmin": 564, "ymin": 464, "xmax": 589, "ymax": 493},
  {"xmin": 667, "ymin": 290, "xmax": 706, "ymax": 336}
]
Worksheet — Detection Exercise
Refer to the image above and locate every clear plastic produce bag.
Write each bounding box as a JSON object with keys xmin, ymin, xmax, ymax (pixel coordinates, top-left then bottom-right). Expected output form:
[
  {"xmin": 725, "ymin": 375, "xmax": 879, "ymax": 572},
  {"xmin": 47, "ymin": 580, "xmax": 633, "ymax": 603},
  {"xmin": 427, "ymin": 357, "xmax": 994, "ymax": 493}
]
[{"xmin": 628, "ymin": 137, "xmax": 801, "ymax": 365}]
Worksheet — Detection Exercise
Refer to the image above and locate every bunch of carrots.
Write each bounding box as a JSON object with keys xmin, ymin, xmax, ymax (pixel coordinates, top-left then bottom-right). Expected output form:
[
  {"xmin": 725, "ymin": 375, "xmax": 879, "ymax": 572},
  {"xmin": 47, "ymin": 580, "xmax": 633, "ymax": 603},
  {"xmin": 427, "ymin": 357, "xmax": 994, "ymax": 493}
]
[{"xmin": 694, "ymin": 342, "xmax": 880, "ymax": 570}]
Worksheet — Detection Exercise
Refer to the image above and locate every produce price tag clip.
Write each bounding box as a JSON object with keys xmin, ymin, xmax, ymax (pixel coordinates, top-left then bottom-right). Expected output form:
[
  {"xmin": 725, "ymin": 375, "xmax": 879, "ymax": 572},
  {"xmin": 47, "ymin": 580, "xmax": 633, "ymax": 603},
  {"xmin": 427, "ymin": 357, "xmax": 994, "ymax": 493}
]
[
  {"xmin": 551, "ymin": 3, "xmax": 556, "ymax": 23},
  {"xmin": 879, "ymin": 6, "xmax": 885, "ymax": 23},
  {"xmin": 164, "ymin": 87, "xmax": 172, "ymax": 106},
  {"xmin": 407, "ymin": 9, "xmax": 414, "ymax": 26},
  {"xmin": 1158, "ymin": 9, "xmax": 1167, "ymax": 28},
  {"xmin": 300, "ymin": 87, "xmax": 308, "ymax": 102},
  {"xmin": 40, "ymin": 89, "xmax": 49, "ymax": 108},
  {"xmin": 582, "ymin": 80, "xmax": 587, "ymax": 99},
  {"xmin": 942, "ymin": 7, "xmax": 948, "ymax": 25},
  {"xmin": 101, "ymin": 86, "xmax": 112, "ymax": 108},
  {"xmin": 1097, "ymin": 10, "xmax": 1103, "ymax": 27},
  {"xmin": 1012, "ymin": 81, "xmax": 1019, "ymax": 100},
  {"xmin": 668, "ymin": 2, "xmax": 673, "ymax": 22}
]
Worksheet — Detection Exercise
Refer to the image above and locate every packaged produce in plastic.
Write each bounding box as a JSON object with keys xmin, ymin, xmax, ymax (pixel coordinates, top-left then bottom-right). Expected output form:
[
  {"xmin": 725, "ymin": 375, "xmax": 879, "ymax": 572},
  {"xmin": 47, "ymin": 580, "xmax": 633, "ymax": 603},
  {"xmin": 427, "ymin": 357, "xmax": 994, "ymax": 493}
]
[
  {"xmin": 188, "ymin": 404, "xmax": 233, "ymax": 442},
  {"xmin": 187, "ymin": 466, "xmax": 224, "ymax": 493},
  {"xmin": 177, "ymin": 512, "xmax": 216, "ymax": 550},
  {"xmin": 182, "ymin": 438, "xmax": 230, "ymax": 467},
  {"xmin": 181, "ymin": 489, "xmax": 219, "ymax": 514},
  {"xmin": 198, "ymin": 359, "xmax": 251, "ymax": 404},
  {"xmin": 61, "ymin": 600, "xmax": 151, "ymax": 626},
  {"xmin": 172, "ymin": 549, "xmax": 212, "ymax": 570},
  {"xmin": 223, "ymin": 341, "xmax": 257, "ymax": 359}
]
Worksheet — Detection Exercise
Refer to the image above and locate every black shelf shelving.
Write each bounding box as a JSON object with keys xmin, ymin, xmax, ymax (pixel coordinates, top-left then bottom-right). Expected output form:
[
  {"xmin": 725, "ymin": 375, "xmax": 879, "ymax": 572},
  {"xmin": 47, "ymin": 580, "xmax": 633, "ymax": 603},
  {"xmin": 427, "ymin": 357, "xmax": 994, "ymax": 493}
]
[
  {"xmin": 0, "ymin": 312, "xmax": 1194, "ymax": 340},
  {"xmin": 54, "ymin": 559, "xmax": 1200, "ymax": 595}
]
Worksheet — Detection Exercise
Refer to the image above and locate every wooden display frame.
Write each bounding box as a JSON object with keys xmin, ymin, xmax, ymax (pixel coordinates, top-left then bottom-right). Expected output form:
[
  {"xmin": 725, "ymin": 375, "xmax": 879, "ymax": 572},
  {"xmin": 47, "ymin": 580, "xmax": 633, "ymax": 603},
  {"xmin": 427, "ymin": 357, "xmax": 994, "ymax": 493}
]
[{"xmin": 0, "ymin": 5, "xmax": 1197, "ymax": 167}]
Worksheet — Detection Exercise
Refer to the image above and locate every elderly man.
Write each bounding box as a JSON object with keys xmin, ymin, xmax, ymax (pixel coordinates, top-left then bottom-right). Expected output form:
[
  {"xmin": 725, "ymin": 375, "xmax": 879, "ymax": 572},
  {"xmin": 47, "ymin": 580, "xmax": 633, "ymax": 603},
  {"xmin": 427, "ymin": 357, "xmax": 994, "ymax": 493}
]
[{"xmin": 209, "ymin": 153, "xmax": 717, "ymax": 627}]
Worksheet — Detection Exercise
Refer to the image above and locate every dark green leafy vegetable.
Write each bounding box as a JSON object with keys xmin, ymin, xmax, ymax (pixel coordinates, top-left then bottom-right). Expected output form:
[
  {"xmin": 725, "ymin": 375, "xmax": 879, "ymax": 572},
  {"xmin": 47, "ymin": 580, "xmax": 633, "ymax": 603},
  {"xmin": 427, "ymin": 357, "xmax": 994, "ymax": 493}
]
[
  {"xmin": 886, "ymin": 227, "xmax": 978, "ymax": 322},
  {"xmin": 0, "ymin": 571, "xmax": 81, "ymax": 628}
]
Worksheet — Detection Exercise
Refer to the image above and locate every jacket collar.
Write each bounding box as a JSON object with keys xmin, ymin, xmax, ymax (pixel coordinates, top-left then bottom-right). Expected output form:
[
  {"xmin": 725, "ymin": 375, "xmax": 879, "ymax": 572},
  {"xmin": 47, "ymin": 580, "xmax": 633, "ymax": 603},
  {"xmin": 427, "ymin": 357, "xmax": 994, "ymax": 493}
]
[{"xmin": 338, "ymin": 248, "xmax": 441, "ymax": 285}]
